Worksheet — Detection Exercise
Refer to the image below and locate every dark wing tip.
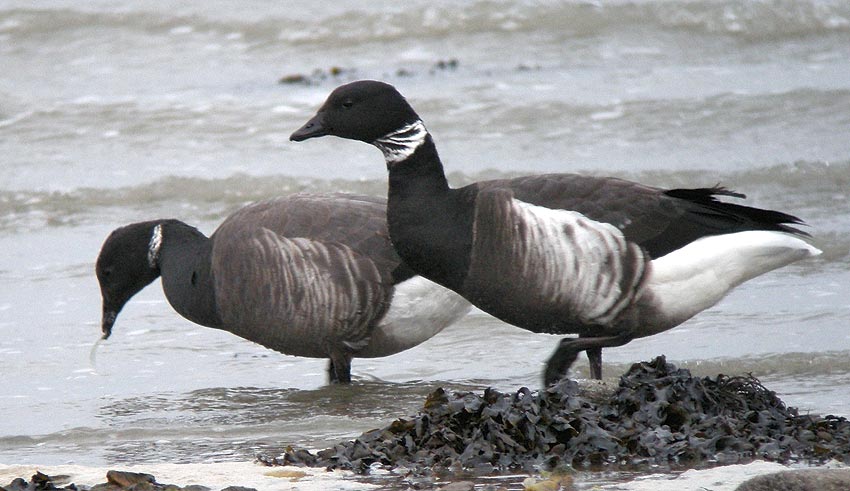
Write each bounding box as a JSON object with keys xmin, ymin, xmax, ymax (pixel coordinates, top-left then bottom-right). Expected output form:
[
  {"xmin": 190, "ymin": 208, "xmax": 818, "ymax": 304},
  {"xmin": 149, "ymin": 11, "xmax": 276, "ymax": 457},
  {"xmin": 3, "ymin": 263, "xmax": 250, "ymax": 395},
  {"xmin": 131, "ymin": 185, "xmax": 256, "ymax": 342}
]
[
  {"xmin": 665, "ymin": 185, "xmax": 746, "ymax": 202},
  {"xmin": 665, "ymin": 186, "xmax": 811, "ymax": 237}
]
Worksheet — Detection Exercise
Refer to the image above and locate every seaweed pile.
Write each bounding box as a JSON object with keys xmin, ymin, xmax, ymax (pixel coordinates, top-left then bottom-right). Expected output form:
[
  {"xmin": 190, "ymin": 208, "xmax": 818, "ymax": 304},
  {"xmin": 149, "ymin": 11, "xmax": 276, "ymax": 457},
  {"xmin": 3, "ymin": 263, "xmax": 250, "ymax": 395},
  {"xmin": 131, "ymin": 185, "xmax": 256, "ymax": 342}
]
[{"xmin": 261, "ymin": 356, "xmax": 850, "ymax": 474}]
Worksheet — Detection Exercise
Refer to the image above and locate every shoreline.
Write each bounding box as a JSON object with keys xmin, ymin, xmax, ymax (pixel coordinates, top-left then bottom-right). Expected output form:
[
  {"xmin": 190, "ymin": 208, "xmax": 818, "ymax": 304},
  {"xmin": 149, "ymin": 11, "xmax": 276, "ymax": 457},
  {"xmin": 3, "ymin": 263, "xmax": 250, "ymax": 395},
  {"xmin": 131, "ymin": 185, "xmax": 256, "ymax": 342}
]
[
  {"xmin": 0, "ymin": 462, "xmax": 371, "ymax": 491},
  {"xmin": 2, "ymin": 460, "xmax": 846, "ymax": 490},
  {"xmin": 6, "ymin": 359, "xmax": 849, "ymax": 490}
]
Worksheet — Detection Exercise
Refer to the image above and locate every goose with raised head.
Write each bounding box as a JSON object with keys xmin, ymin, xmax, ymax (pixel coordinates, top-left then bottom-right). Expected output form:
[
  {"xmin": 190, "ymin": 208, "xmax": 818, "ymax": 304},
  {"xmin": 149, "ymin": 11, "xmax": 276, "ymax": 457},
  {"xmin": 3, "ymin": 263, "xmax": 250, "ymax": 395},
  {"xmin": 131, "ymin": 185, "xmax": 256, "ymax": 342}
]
[
  {"xmin": 290, "ymin": 80, "xmax": 821, "ymax": 385},
  {"xmin": 96, "ymin": 193, "xmax": 471, "ymax": 384}
]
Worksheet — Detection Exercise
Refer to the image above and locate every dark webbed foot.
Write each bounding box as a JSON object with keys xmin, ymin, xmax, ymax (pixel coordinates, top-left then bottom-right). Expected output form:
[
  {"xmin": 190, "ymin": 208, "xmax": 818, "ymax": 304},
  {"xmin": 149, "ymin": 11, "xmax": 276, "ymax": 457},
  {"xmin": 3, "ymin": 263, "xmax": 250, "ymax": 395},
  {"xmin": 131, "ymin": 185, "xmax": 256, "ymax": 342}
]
[
  {"xmin": 544, "ymin": 338, "xmax": 583, "ymax": 387},
  {"xmin": 543, "ymin": 334, "xmax": 633, "ymax": 386}
]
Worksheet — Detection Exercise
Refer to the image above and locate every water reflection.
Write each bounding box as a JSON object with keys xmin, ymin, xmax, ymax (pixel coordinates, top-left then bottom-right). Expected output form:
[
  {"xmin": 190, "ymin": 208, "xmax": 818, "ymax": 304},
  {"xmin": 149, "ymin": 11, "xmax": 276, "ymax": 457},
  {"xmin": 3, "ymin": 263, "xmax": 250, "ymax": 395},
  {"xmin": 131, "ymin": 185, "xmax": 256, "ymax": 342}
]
[{"xmin": 95, "ymin": 380, "xmax": 486, "ymax": 464}]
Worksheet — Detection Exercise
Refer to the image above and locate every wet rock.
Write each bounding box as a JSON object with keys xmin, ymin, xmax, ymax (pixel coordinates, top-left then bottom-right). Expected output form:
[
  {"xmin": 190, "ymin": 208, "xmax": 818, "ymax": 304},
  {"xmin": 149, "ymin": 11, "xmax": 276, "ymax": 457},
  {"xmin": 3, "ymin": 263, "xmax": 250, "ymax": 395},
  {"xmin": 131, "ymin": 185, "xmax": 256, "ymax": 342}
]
[
  {"xmin": 430, "ymin": 59, "xmax": 459, "ymax": 74},
  {"xmin": 2, "ymin": 477, "xmax": 30, "ymax": 491},
  {"xmin": 264, "ymin": 356, "xmax": 850, "ymax": 475},
  {"xmin": 278, "ymin": 73, "xmax": 309, "ymax": 85},
  {"xmin": 281, "ymin": 59, "xmax": 462, "ymax": 86},
  {"xmin": 33, "ymin": 471, "xmax": 72, "ymax": 489},
  {"xmin": 278, "ymin": 66, "xmax": 354, "ymax": 86},
  {"xmin": 516, "ymin": 63, "xmax": 542, "ymax": 72},
  {"xmin": 1, "ymin": 472, "xmax": 78, "ymax": 491},
  {"xmin": 735, "ymin": 468, "xmax": 850, "ymax": 491},
  {"xmin": 106, "ymin": 471, "xmax": 156, "ymax": 488}
]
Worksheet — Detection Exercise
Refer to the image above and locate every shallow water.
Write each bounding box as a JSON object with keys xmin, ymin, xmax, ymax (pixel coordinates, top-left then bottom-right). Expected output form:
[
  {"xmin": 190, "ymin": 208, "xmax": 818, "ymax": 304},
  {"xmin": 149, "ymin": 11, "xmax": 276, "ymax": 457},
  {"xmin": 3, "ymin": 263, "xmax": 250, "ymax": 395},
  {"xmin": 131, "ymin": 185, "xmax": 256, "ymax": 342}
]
[{"xmin": 1, "ymin": 0, "xmax": 849, "ymax": 487}]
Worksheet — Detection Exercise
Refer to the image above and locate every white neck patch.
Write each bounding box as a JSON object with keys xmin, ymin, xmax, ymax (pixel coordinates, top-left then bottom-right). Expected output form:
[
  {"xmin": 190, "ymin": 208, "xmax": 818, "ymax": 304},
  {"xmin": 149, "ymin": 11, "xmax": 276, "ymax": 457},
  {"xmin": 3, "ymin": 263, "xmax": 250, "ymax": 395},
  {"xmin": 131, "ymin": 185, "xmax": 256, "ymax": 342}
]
[
  {"xmin": 372, "ymin": 120, "xmax": 428, "ymax": 165},
  {"xmin": 147, "ymin": 224, "xmax": 163, "ymax": 268}
]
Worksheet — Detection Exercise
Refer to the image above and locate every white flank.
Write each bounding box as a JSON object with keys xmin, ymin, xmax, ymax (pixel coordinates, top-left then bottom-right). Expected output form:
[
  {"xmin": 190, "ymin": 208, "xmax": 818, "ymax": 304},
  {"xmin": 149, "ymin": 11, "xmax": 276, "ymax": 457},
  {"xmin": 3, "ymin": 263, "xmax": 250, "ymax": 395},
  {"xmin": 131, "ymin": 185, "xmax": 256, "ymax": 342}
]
[
  {"xmin": 372, "ymin": 120, "xmax": 428, "ymax": 164},
  {"xmin": 358, "ymin": 275, "xmax": 471, "ymax": 357},
  {"xmin": 647, "ymin": 230, "xmax": 821, "ymax": 329},
  {"xmin": 510, "ymin": 198, "xmax": 647, "ymax": 325},
  {"xmin": 147, "ymin": 223, "xmax": 163, "ymax": 268}
]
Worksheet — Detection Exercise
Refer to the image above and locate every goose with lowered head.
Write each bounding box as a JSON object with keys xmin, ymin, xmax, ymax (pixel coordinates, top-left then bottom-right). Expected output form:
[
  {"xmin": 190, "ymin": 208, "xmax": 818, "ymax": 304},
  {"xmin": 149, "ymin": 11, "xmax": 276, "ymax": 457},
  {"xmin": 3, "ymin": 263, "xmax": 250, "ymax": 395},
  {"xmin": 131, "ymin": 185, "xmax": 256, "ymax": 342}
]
[{"xmin": 96, "ymin": 193, "xmax": 471, "ymax": 384}]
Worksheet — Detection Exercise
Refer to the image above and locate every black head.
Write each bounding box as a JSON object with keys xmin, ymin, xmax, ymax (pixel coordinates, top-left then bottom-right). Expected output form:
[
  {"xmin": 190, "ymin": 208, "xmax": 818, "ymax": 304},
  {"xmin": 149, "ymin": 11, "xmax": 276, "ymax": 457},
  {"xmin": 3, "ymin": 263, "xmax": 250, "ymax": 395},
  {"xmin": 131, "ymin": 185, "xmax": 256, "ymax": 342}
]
[
  {"xmin": 290, "ymin": 80, "xmax": 420, "ymax": 143},
  {"xmin": 95, "ymin": 220, "xmax": 165, "ymax": 339}
]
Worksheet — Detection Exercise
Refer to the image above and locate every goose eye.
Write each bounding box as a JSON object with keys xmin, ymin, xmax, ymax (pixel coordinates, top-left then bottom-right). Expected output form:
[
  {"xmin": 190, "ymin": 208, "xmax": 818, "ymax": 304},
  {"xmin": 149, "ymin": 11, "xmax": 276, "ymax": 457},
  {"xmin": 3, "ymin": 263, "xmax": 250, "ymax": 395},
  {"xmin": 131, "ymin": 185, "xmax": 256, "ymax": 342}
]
[{"xmin": 341, "ymin": 100, "xmax": 354, "ymax": 109}]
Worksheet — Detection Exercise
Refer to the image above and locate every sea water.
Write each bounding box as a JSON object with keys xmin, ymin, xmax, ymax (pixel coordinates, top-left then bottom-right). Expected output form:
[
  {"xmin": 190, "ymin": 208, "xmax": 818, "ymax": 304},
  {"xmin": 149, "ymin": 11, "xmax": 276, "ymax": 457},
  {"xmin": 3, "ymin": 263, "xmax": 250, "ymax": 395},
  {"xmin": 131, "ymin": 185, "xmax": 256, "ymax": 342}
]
[{"xmin": 1, "ymin": 1, "xmax": 849, "ymax": 488}]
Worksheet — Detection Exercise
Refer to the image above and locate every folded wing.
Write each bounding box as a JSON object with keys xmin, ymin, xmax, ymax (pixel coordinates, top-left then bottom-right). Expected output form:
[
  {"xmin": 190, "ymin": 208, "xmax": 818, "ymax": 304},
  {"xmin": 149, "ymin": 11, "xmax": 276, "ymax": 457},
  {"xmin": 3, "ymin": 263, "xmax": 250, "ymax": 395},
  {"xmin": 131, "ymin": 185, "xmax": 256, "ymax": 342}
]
[
  {"xmin": 462, "ymin": 188, "xmax": 650, "ymax": 335},
  {"xmin": 212, "ymin": 226, "xmax": 390, "ymax": 359}
]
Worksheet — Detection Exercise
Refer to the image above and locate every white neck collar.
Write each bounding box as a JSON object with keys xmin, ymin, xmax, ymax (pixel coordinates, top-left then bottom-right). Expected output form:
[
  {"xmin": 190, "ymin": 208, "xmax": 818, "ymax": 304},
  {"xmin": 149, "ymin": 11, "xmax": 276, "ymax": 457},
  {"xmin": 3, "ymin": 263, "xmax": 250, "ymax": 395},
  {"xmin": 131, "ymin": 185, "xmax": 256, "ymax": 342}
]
[
  {"xmin": 147, "ymin": 224, "xmax": 163, "ymax": 268},
  {"xmin": 372, "ymin": 120, "xmax": 428, "ymax": 165}
]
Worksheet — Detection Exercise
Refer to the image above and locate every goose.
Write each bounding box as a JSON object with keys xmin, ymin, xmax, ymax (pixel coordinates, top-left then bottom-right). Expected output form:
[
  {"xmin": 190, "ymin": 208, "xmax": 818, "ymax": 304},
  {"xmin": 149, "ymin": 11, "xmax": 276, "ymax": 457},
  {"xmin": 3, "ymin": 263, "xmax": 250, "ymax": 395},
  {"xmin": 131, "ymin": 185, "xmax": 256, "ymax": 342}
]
[
  {"xmin": 95, "ymin": 193, "xmax": 471, "ymax": 383},
  {"xmin": 290, "ymin": 80, "xmax": 821, "ymax": 385}
]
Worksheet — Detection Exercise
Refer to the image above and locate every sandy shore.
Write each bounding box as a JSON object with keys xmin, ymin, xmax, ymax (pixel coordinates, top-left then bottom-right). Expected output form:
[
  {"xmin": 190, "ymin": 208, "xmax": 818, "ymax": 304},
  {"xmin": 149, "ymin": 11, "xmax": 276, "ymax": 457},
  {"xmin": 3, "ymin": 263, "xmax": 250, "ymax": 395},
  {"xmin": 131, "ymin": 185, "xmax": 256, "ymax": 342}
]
[
  {"xmin": 0, "ymin": 461, "xmax": 374, "ymax": 491},
  {"xmin": 3, "ymin": 460, "xmax": 846, "ymax": 490},
  {"xmin": 602, "ymin": 461, "xmax": 790, "ymax": 490}
]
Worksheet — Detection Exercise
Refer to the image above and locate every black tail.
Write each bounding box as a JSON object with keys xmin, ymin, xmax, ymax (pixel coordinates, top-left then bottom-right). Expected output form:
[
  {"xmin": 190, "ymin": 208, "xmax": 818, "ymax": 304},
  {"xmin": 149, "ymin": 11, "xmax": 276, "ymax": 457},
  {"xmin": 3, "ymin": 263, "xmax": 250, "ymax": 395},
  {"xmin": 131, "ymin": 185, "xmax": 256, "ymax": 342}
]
[
  {"xmin": 665, "ymin": 186, "xmax": 809, "ymax": 237},
  {"xmin": 639, "ymin": 186, "xmax": 809, "ymax": 258}
]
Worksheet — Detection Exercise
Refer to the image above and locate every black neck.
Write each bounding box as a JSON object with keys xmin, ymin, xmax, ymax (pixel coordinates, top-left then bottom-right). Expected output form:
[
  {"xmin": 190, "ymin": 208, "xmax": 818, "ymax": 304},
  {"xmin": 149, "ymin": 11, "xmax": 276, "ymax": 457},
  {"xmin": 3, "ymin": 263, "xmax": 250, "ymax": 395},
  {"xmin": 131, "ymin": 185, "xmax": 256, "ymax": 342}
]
[
  {"xmin": 157, "ymin": 222, "xmax": 222, "ymax": 328},
  {"xmin": 386, "ymin": 135, "xmax": 449, "ymax": 191},
  {"xmin": 385, "ymin": 135, "xmax": 475, "ymax": 291}
]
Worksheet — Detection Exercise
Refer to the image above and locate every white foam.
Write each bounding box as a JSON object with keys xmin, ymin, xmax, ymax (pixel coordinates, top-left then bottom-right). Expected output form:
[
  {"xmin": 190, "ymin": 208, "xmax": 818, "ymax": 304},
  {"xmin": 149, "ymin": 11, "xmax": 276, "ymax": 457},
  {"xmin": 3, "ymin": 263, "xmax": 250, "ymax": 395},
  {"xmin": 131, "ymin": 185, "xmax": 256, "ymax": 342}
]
[
  {"xmin": 169, "ymin": 26, "xmax": 194, "ymax": 35},
  {"xmin": 605, "ymin": 461, "xmax": 791, "ymax": 490}
]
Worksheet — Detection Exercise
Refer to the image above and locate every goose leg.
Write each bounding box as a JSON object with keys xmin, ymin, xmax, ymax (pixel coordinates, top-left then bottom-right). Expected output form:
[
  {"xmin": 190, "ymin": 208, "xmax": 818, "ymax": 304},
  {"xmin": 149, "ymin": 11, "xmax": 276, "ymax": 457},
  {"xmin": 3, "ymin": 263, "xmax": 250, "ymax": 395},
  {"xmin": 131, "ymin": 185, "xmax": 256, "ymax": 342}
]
[
  {"xmin": 586, "ymin": 346, "xmax": 603, "ymax": 380},
  {"xmin": 544, "ymin": 334, "xmax": 633, "ymax": 386},
  {"xmin": 326, "ymin": 359, "xmax": 338, "ymax": 383},
  {"xmin": 327, "ymin": 354, "xmax": 353, "ymax": 384}
]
